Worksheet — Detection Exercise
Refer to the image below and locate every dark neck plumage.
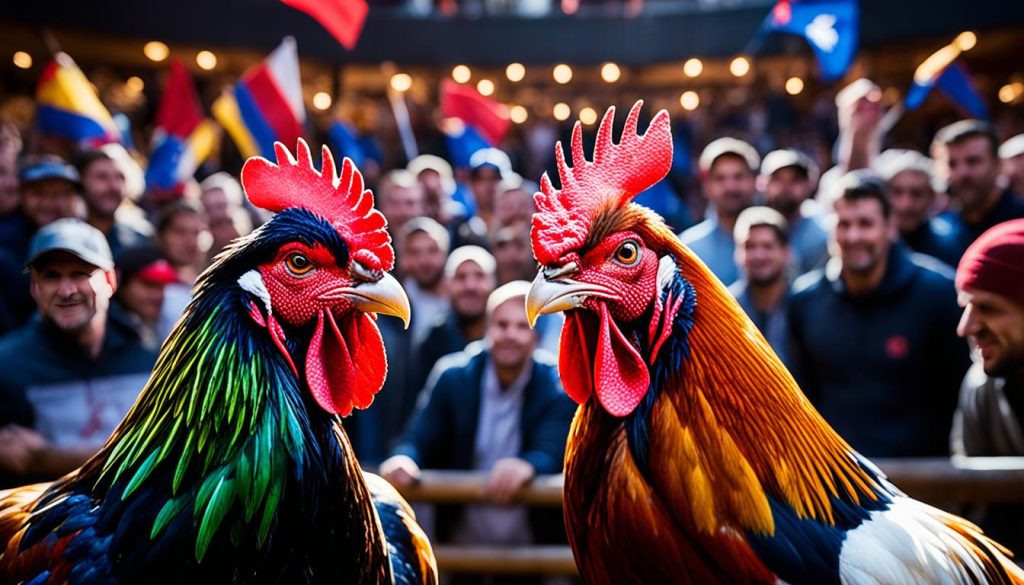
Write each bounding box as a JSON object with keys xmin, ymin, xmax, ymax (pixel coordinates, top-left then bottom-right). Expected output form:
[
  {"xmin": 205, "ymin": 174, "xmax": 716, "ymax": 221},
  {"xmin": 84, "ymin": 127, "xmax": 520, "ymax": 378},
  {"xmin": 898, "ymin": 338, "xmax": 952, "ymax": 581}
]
[{"xmin": 64, "ymin": 270, "xmax": 383, "ymax": 575}]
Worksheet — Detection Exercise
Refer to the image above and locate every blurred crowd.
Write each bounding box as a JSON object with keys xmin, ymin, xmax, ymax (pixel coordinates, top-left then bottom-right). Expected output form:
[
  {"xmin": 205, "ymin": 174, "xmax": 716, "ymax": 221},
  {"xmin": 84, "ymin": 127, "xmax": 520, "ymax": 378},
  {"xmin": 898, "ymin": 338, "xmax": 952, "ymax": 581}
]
[{"xmin": 0, "ymin": 73, "xmax": 1023, "ymax": 567}]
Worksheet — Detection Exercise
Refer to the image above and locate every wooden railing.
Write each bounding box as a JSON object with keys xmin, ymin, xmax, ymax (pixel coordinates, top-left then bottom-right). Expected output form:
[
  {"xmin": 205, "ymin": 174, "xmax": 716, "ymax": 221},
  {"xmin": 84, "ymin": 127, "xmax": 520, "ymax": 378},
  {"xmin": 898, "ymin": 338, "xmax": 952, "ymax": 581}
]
[{"xmin": 391, "ymin": 457, "xmax": 1024, "ymax": 575}]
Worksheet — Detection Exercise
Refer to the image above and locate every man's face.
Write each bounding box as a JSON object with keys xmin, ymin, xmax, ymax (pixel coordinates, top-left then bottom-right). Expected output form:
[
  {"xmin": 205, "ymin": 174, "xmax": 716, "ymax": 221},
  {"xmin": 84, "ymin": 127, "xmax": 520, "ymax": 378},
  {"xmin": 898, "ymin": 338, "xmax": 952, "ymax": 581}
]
[
  {"xmin": 159, "ymin": 212, "xmax": 204, "ymax": 268},
  {"xmin": 763, "ymin": 167, "xmax": 812, "ymax": 217},
  {"xmin": 30, "ymin": 252, "xmax": 113, "ymax": 332},
  {"xmin": 495, "ymin": 188, "xmax": 535, "ymax": 227},
  {"xmin": 21, "ymin": 179, "xmax": 79, "ymax": 228},
  {"xmin": 200, "ymin": 187, "xmax": 231, "ymax": 221},
  {"xmin": 81, "ymin": 158, "xmax": 125, "ymax": 219},
  {"xmin": 487, "ymin": 297, "xmax": 537, "ymax": 371},
  {"xmin": 942, "ymin": 136, "xmax": 1000, "ymax": 212},
  {"xmin": 888, "ymin": 170, "xmax": 935, "ymax": 234},
  {"xmin": 833, "ymin": 197, "xmax": 893, "ymax": 274},
  {"xmin": 449, "ymin": 260, "xmax": 495, "ymax": 319},
  {"xmin": 736, "ymin": 226, "xmax": 789, "ymax": 285},
  {"xmin": 401, "ymin": 231, "xmax": 445, "ymax": 289},
  {"xmin": 957, "ymin": 288, "xmax": 1024, "ymax": 378},
  {"xmin": 1004, "ymin": 154, "xmax": 1024, "ymax": 192},
  {"xmin": 380, "ymin": 186, "xmax": 425, "ymax": 235},
  {"xmin": 494, "ymin": 228, "xmax": 536, "ymax": 285},
  {"xmin": 119, "ymin": 277, "xmax": 165, "ymax": 325},
  {"xmin": 706, "ymin": 155, "xmax": 756, "ymax": 218},
  {"xmin": 416, "ymin": 170, "xmax": 444, "ymax": 219},
  {"xmin": 0, "ymin": 150, "xmax": 18, "ymax": 215},
  {"xmin": 470, "ymin": 167, "xmax": 501, "ymax": 214}
]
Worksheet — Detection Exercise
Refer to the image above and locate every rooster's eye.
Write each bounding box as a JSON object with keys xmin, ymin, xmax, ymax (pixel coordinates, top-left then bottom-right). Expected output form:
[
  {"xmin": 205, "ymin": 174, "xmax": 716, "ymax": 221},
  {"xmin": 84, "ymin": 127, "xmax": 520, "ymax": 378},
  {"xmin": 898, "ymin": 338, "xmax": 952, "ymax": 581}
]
[
  {"xmin": 612, "ymin": 240, "xmax": 641, "ymax": 267},
  {"xmin": 284, "ymin": 253, "xmax": 315, "ymax": 277}
]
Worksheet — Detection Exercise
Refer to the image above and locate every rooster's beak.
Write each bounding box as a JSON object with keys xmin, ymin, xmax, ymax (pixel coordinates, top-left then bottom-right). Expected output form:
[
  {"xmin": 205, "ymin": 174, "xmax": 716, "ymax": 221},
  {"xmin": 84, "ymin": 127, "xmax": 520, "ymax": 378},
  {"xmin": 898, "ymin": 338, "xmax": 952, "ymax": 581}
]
[
  {"xmin": 526, "ymin": 262, "xmax": 612, "ymax": 328},
  {"xmin": 345, "ymin": 272, "xmax": 412, "ymax": 329}
]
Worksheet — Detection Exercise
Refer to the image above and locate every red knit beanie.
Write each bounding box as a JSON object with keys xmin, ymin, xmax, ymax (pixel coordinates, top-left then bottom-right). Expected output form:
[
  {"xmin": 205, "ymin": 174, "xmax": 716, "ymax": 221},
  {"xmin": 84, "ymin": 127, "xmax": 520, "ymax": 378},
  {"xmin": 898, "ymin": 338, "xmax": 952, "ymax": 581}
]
[{"xmin": 955, "ymin": 219, "xmax": 1024, "ymax": 306}]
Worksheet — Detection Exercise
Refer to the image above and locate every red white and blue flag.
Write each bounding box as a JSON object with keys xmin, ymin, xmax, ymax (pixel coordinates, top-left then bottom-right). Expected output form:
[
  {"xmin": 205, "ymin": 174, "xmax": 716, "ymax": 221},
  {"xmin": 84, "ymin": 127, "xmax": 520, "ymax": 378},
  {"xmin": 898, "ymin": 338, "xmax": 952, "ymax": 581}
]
[
  {"xmin": 213, "ymin": 37, "xmax": 306, "ymax": 159},
  {"xmin": 146, "ymin": 60, "xmax": 218, "ymax": 191}
]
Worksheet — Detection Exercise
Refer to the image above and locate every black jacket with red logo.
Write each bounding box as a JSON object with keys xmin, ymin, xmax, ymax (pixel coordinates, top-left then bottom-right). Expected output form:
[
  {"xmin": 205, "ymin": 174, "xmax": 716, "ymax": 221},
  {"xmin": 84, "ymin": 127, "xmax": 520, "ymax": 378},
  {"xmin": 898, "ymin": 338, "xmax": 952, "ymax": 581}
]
[{"xmin": 787, "ymin": 244, "xmax": 971, "ymax": 457}]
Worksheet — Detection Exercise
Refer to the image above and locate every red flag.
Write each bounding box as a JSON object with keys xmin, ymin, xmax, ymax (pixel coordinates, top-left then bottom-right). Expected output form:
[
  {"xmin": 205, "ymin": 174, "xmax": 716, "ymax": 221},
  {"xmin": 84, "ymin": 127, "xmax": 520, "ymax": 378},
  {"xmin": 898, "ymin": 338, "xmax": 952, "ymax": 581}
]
[
  {"xmin": 282, "ymin": 0, "xmax": 368, "ymax": 50},
  {"xmin": 154, "ymin": 60, "xmax": 204, "ymax": 138},
  {"xmin": 440, "ymin": 79, "xmax": 511, "ymax": 147}
]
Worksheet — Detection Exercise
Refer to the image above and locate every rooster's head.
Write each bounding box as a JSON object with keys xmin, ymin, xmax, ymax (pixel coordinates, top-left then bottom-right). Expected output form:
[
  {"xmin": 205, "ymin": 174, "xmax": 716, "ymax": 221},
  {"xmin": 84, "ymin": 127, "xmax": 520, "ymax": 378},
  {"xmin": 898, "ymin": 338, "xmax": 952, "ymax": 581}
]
[
  {"xmin": 526, "ymin": 101, "xmax": 685, "ymax": 418},
  {"xmin": 225, "ymin": 139, "xmax": 409, "ymax": 417}
]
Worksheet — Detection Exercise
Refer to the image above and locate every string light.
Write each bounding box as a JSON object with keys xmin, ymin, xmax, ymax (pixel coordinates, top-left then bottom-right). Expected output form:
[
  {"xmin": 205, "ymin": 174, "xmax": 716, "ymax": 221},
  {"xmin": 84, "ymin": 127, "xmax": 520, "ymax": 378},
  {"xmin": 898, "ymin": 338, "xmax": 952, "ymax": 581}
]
[
  {"xmin": 125, "ymin": 76, "xmax": 145, "ymax": 93},
  {"xmin": 144, "ymin": 41, "xmax": 169, "ymax": 62},
  {"xmin": 476, "ymin": 79, "xmax": 495, "ymax": 96},
  {"xmin": 313, "ymin": 92, "xmax": 333, "ymax": 111},
  {"xmin": 390, "ymin": 73, "xmax": 413, "ymax": 92},
  {"xmin": 12, "ymin": 51, "xmax": 32, "ymax": 69},
  {"xmin": 452, "ymin": 65, "xmax": 471, "ymax": 83},
  {"xmin": 600, "ymin": 63, "xmax": 621, "ymax": 84},
  {"xmin": 196, "ymin": 51, "xmax": 217, "ymax": 71},
  {"xmin": 683, "ymin": 58, "xmax": 703, "ymax": 78},
  {"xmin": 553, "ymin": 64, "xmax": 573, "ymax": 84},
  {"xmin": 579, "ymin": 107, "xmax": 598, "ymax": 125},
  {"xmin": 785, "ymin": 77, "xmax": 804, "ymax": 95},
  {"xmin": 729, "ymin": 56, "xmax": 751, "ymax": 77},
  {"xmin": 680, "ymin": 91, "xmax": 699, "ymax": 111},
  {"xmin": 506, "ymin": 63, "xmax": 526, "ymax": 82},
  {"xmin": 510, "ymin": 105, "xmax": 528, "ymax": 124},
  {"xmin": 553, "ymin": 102, "xmax": 571, "ymax": 121}
]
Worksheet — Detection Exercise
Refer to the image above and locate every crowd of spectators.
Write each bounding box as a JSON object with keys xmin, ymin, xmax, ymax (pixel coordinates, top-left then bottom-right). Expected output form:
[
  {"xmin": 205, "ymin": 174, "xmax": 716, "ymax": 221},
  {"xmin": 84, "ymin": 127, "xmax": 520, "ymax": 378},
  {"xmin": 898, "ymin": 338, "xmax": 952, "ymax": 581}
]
[{"xmin": 0, "ymin": 73, "xmax": 1023, "ymax": 563}]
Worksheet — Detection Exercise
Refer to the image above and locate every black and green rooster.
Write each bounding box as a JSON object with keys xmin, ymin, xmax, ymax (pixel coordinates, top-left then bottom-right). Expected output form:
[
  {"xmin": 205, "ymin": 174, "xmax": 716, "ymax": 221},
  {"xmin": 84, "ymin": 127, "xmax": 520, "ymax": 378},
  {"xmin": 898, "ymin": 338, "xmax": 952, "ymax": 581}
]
[{"xmin": 0, "ymin": 140, "xmax": 437, "ymax": 584}]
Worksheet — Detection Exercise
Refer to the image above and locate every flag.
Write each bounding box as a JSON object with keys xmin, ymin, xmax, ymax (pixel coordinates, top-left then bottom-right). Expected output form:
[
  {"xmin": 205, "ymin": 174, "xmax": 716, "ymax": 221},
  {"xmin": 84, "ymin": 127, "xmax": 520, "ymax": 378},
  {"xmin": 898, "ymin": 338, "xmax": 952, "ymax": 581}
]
[
  {"xmin": 36, "ymin": 53, "xmax": 120, "ymax": 146},
  {"xmin": 328, "ymin": 120, "xmax": 367, "ymax": 169},
  {"xmin": 281, "ymin": 0, "xmax": 368, "ymax": 50},
  {"xmin": 757, "ymin": 0, "xmax": 858, "ymax": 82},
  {"xmin": 213, "ymin": 37, "xmax": 306, "ymax": 159},
  {"xmin": 146, "ymin": 60, "xmax": 219, "ymax": 191},
  {"xmin": 906, "ymin": 50, "xmax": 987, "ymax": 119},
  {"xmin": 440, "ymin": 79, "xmax": 511, "ymax": 148}
]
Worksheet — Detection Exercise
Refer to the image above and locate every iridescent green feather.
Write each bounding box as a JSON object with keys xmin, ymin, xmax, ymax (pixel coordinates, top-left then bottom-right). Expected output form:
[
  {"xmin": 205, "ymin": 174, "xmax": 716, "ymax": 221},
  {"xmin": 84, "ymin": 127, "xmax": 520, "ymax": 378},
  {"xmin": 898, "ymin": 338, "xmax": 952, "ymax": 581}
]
[{"xmin": 96, "ymin": 293, "xmax": 307, "ymax": 563}]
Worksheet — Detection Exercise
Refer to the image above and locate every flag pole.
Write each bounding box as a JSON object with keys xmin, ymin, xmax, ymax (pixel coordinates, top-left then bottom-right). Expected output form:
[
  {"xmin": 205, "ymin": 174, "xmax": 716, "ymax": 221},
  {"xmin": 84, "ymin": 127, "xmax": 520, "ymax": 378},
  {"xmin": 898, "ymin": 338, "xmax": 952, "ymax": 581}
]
[{"xmin": 382, "ymin": 62, "xmax": 418, "ymax": 163}]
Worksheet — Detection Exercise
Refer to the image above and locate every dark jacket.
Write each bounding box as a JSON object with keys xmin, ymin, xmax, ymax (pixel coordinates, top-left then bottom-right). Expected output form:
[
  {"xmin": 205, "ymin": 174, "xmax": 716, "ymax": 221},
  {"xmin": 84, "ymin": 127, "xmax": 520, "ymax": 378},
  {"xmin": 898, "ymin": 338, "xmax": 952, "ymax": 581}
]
[
  {"xmin": 0, "ymin": 306, "xmax": 158, "ymax": 487},
  {"xmin": 392, "ymin": 342, "xmax": 576, "ymax": 542},
  {"xmin": 414, "ymin": 311, "xmax": 472, "ymax": 393},
  {"xmin": 787, "ymin": 245, "xmax": 971, "ymax": 457},
  {"xmin": 941, "ymin": 188, "xmax": 1024, "ymax": 259},
  {"xmin": 901, "ymin": 216, "xmax": 961, "ymax": 268}
]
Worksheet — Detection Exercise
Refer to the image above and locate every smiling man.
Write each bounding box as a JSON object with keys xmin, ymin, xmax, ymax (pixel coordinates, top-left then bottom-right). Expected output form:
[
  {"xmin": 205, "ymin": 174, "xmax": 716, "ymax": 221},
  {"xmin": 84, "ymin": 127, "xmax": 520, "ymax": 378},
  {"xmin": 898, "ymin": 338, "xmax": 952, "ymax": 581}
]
[
  {"xmin": 0, "ymin": 219, "xmax": 157, "ymax": 487},
  {"xmin": 952, "ymin": 219, "xmax": 1024, "ymax": 456},
  {"xmin": 788, "ymin": 170, "xmax": 970, "ymax": 457},
  {"xmin": 381, "ymin": 280, "xmax": 575, "ymax": 558}
]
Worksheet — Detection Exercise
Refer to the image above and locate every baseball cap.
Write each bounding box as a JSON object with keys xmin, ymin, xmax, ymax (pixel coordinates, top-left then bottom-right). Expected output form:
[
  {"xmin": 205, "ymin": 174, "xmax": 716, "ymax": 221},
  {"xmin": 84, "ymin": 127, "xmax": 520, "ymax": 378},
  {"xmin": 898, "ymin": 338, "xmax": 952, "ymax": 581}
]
[
  {"xmin": 469, "ymin": 148, "xmax": 512, "ymax": 178},
  {"xmin": 117, "ymin": 245, "xmax": 179, "ymax": 285},
  {"xmin": 761, "ymin": 149, "xmax": 820, "ymax": 183},
  {"xmin": 999, "ymin": 134, "xmax": 1024, "ymax": 160},
  {"xmin": 699, "ymin": 138, "xmax": 760, "ymax": 174},
  {"xmin": 26, "ymin": 219, "xmax": 113, "ymax": 270},
  {"xmin": 19, "ymin": 156, "xmax": 81, "ymax": 187}
]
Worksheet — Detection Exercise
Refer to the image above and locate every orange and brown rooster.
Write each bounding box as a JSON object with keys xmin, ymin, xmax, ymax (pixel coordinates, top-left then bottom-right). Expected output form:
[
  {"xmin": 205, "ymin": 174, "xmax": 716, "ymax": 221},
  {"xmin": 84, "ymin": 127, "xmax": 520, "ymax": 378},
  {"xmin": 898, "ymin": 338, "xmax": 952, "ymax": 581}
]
[{"xmin": 526, "ymin": 101, "xmax": 1024, "ymax": 584}]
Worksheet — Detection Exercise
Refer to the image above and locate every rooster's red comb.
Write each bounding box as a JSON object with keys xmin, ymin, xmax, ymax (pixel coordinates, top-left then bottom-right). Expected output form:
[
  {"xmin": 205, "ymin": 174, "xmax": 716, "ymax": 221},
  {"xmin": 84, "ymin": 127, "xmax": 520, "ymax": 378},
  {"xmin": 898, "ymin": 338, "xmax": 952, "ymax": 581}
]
[
  {"xmin": 241, "ymin": 139, "xmax": 394, "ymax": 271},
  {"xmin": 531, "ymin": 101, "xmax": 672, "ymax": 266}
]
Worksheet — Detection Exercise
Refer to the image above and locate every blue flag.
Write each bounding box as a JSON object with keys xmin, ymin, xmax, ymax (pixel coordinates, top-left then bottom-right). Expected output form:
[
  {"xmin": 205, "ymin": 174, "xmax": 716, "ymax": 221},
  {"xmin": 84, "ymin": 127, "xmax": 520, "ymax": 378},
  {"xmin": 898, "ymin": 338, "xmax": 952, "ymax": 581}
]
[
  {"xmin": 759, "ymin": 0, "xmax": 859, "ymax": 82},
  {"xmin": 328, "ymin": 120, "xmax": 366, "ymax": 169},
  {"xmin": 906, "ymin": 61, "xmax": 987, "ymax": 119}
]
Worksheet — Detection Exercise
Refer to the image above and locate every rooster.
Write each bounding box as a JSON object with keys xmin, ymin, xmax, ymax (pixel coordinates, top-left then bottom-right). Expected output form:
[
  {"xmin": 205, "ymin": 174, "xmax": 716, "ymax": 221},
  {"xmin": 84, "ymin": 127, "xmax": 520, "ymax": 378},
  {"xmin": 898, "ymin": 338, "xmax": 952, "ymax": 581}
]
[
  {"xmin": 525, "ymin": 102, "xmax": 1024, "ymax": 584},
  {"xmin": 0, "ymin": 140, "xmax": 436, "ymax": 584}
]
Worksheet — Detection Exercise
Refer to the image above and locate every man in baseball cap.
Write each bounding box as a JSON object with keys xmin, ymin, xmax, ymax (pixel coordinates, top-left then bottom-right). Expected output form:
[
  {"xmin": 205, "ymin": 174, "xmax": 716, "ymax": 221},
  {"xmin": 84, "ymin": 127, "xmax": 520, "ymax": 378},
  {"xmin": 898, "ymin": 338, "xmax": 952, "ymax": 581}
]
[
  {"xmin": 114, "ymin": 244, "xmax": 179, "ymax": 349},
  {"xmin": 680, "ymin": 137, "xmax": 761, "ymax": 286},
  {"xmin": 952, "ymin": 218, "xmax": 1024, "ymax": 457},
  {"xmin": 0, "ymin": 219, "xmax": 157, "ymax": 484},
  {"xmin": 759, "ymin": 148, "xmax": 829, "ymax": 274},
  {"xmin": 18, "ymin": 155, "xmax": 82, "ymax": 235}
]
